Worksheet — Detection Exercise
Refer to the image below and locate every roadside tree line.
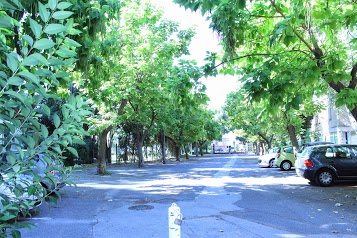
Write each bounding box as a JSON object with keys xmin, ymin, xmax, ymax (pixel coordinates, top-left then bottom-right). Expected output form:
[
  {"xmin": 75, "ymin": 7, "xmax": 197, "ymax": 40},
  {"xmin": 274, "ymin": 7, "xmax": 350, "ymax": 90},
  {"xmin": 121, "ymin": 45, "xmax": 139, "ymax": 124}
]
[
  {"xmin": 0, "ymin": 0, "xmax": 222, "ymax": 236},
  {"xmin": 175, "ymin": 0, "xmax": 356, "ymax": 151}
]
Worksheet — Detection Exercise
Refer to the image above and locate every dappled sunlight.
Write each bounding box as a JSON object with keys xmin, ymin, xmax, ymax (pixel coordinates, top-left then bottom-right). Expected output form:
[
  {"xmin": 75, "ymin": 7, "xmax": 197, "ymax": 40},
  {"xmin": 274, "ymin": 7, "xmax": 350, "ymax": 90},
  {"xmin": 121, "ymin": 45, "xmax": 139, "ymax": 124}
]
[{"xmin": 75, "ymin": 167, "xmax": 309, "ymax": 197}]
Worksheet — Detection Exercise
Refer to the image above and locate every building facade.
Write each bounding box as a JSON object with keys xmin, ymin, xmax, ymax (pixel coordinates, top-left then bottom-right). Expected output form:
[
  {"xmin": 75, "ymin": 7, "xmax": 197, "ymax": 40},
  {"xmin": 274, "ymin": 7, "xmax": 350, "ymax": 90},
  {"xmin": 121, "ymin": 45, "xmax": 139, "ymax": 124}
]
[{"xmin": 311, "ymin": 96, "xmax": 357, "ymax": 144}]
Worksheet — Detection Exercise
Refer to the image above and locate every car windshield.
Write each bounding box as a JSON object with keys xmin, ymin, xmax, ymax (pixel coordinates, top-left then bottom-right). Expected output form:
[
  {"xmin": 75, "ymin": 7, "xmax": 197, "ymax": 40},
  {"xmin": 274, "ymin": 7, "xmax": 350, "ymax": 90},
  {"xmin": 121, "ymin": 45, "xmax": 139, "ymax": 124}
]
[{"xmin": 269, "ymin": 147, "xmax": 279, "ymax": 153}]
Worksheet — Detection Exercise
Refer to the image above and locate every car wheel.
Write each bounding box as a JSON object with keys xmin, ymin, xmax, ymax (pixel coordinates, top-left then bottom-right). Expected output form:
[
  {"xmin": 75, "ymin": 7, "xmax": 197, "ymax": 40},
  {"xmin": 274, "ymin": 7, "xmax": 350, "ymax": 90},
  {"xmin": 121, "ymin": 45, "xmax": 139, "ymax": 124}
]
[
  {"xmin": 315, "ymin": 169, "xmax": 335, "ymax": 187},
  {"xmin": 280, "ymin": 161, "xmax": 292, "ymax": 171},
  {"xmin": 269, "ymin": 159, "xmax": 275, "ymax": 168}
]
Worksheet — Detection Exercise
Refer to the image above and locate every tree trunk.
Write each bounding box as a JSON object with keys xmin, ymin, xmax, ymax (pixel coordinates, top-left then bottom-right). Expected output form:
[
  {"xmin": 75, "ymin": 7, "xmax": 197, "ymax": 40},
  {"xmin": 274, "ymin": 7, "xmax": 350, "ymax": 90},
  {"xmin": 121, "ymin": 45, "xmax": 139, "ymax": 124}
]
[
  {"xmin": 175, "ymin": 145, "xmax": 180, "ymax": 161},
  {"xmin": 195, "ymin": 142, "xmax": 198, "ymax": 157},
  {"xmin": 287, "ymin": 124, "xmax": 299, "ymax": 152},
  {"xmin": 257, "ymin": 132, "xmax": 273, "ymax": 149},
  {"xmin": 184, "ymin": 146, "xmax": 189, "ymax": 159},
  {"xmin": 137, "ymin": 140, "xmax": 144, "ymax": 168},
  {"xmin": 135, "ymin": 125, "xmax": 145, "ymax": 168},
  {"xmin": 106, "ymin": 130, "xmax": 114, "ymax": 164},
  {"xmin": 255, "ymin": 141, "xmax": 260, "ymax": 155},
  {"xmin": 98, "ymin": 127, "xmax": 111, "ymax": 175},
  {"xmin": 160, "ymin": 129, "xmax": 166, "ymax": 164},
  {"xmin": 123, "ymin": 135, "xmax": 129, "ymax": 163}
]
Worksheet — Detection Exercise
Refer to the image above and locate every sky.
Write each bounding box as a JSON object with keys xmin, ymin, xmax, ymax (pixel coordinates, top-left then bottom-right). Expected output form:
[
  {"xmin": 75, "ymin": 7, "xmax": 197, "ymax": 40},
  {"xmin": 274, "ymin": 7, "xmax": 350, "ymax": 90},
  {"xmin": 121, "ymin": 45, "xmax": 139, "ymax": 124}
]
[{"xmin": 153, "ymin": 0, "xmax": 239, "ymax": 110}]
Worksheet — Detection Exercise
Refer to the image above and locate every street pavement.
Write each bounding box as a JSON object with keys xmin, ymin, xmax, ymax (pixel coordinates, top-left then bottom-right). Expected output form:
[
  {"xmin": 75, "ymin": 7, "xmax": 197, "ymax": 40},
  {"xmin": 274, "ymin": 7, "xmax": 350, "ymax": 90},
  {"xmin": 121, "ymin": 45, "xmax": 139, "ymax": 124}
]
[{"xmin": 19, "ymin": 154, "xmax": 357, "ymax": 238}]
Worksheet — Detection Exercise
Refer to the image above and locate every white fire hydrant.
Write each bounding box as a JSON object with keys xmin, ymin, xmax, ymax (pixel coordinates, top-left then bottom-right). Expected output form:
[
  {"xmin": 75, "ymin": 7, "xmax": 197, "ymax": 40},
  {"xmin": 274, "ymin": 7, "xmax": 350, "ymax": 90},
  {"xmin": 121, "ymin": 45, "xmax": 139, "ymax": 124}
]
[{"xmin": 168, "ymin": 203, "xmax": 182, "ymax": 238}]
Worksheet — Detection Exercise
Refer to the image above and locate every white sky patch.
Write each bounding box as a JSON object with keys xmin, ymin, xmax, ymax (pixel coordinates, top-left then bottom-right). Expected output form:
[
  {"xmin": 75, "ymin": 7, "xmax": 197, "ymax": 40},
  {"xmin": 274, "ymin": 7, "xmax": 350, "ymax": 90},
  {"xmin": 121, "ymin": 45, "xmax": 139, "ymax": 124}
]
[{"xmin": 153, "ymin": 0, "xmax": 238, "ymax": 110}]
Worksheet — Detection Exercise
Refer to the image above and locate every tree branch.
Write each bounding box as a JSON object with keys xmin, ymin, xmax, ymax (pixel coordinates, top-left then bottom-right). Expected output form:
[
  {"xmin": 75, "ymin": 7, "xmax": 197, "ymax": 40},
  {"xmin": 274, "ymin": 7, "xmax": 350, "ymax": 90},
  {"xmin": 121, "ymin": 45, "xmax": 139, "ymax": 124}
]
[
  {"xmin": 269, "ymin": 0, "xmax": 315, "ymax": 54},
  {"xmin": 348, "ymin": 62, "xmax": 357, "ymax": 89},
  {"xmin": 117, "ymin": 99, "xmax": 127, "ymax": 115},
  {"xmin": 202, "ymin": 50, "xmax": 308, "ymax": 79}
]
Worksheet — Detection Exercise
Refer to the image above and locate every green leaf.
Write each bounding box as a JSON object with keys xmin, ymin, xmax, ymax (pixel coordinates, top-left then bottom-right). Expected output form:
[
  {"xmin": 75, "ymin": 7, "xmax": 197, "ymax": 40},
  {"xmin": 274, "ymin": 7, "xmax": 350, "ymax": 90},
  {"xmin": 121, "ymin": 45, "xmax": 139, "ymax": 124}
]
[
  {"xmin": 48, "ymin": 57, "xmax": 65, "ymax": 66},
  {"xmin": 78, "ymin": 110, "xmax": 92, "ymax": 116},
  {"xmin": 22, "ymin": 35, "xmax": 34, "ymax": 46},
  {"xmin": 64, "ymin": 37, "xmax": 81, "ymax": 47},
  {"xmin": 11, "ymin": 229, "xmax": 21, "ymax": 238},
  {"xmin": 18, "ymin": 71, "xmax": 40, "ymax": 84},
  {"xmin": 8, "ymin": 76, "xmax": 24, "ymax": 86},
  {"xmin": 41, "ymin": 125, "xmax": 49, "ymax": 139},
  {"xmin": 40, "ymin": 104, "xmax": 51, "ymax": 116},
  {"xmin": 4, "ymin": 90, "xmax": 25, "ymax": 103},
  {"xmin": 73, "ymin": 137, "xmax": 86, "ymax": 145},
  {"xmin": 52, "ymin": 11, "xmax": 73, "ymax": 20},
  {"xmin": 22, "ymin": 53, "xmax": 48, "ymax": 66},
  {"xmin": 29, "ymin": 19, "xmax": 42, "ymax": 38},
  {"xmin": 67, "ymin": 147, "xmax": 78, "ymax": 157},
  {"xmin": 51, "ymin": 145, "xmax": 62, "ymax": 155},
  {"xmin": 39, "ymin": 2, "xmax": 50, "ymax": 23},
  {"xmin": 44, "ymin": 24, "xmax": 67, "ymax": 34},
  {"xmin": 6, "ymin": 52, "xmax": 18, "ymax": 72},
  {"xmin": 6, "ymin": 153, "xmax": 17, "ymax": 165},
  {"xmin": 12, "ymin": 164, "xmax": 20, "ymax": 173},
  {"xmin": 53, "ymin": 113, "xmax": 60, "ymax": 128},
  {"xmin": 48, "ymin": 0, "xmax": 58, "ymax": 10},
  {"xmin": 33, "ymin": 38, "xmax": 55, "ymax": 50},
  {"xmin": 55, "ymin": 47, "xmax": 76, "ymax": 58},
  {"xmin": 24, "ymin": 136, "xmax": 35, "ymax": 149},
  {"xmin": 57, "ymin": 2, "xmax": 72, "ymax": 10}
]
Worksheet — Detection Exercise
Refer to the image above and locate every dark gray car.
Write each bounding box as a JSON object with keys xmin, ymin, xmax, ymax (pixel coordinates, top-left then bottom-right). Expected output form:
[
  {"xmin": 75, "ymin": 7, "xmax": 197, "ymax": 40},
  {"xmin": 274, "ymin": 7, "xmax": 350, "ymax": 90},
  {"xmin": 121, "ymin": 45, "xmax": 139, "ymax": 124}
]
[{"xmin": 295, "ymin": 144, "xmax": 357, "ymax": 186}]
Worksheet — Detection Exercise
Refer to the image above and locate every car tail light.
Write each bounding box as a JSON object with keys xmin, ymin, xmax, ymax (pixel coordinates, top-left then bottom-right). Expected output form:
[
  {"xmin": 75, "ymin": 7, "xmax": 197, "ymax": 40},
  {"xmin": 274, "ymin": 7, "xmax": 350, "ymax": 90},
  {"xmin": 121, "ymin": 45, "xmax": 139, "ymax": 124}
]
[{"xmin": 304, "ymin": 159, "xmax": 314, "ymax": 167}]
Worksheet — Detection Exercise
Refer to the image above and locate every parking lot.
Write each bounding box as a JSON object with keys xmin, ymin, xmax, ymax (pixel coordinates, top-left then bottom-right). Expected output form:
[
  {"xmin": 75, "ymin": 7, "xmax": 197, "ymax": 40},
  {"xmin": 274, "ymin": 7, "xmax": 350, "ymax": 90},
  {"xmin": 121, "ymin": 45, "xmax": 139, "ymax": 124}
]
[{"xmin": 19, "ymin": 154, "xmax": 357, "ymax": 238}]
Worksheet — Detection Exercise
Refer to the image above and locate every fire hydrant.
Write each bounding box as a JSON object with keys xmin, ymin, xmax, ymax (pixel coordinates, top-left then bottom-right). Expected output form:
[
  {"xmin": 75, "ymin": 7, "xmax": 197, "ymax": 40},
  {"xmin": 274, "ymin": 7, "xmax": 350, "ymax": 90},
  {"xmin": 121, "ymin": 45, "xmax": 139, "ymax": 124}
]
[{"xmin": 168, "ymin": 203, "xmax": 182, "ymax": 238}]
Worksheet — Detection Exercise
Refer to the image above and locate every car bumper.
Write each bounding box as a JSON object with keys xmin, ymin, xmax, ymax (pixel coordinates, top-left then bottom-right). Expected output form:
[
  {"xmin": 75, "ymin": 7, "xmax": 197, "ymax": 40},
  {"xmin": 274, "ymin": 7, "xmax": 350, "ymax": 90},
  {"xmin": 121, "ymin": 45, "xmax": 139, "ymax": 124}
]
[
  {"xmin": 295, "ymin": 168, "xmax": 316, "ymax": 181},
  {"xmin": 258, "ymin": 159, "xmax": 269, "ymax": 167}
]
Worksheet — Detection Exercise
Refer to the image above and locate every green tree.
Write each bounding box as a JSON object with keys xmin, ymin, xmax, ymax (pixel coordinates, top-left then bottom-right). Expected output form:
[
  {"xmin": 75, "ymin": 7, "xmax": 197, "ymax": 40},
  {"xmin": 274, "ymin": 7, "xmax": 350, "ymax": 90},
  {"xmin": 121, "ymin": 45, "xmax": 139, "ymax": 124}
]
[
  {"xmin": 68, "ymin": 0, "xmax": 123, "ymax": 174},
  {"xmin": 0, "ymin": 0, "xmax": 88, "ymax": 236},
  {"xmin": 164, "ymin": 60, "xmax": 210, "ymax": 160},
  {"xmin": 224, "ymin": 92, "xmax": 279, "ymax": 149},
  {"xmin": 224, "ymin": 87, "xmax": 323, "ymax": 151},
  {"xmin": 196, "ymin": 110, "xmax": 222, "ymax": 156},
  {"xmin": 115, "ymin": 0, "xmax": 196, "ymax": 167},
  {"xmin": 175, "ymin": 0, "xmax": 357, "ymax": 126}
]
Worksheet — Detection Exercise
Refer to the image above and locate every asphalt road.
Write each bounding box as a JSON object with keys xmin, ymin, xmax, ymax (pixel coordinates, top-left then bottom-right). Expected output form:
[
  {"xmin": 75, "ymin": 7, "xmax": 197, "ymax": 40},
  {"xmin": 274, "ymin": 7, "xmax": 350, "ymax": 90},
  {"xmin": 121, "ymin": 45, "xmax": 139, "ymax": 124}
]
[{"xmin": 19, "ymin": 154, "xmax": 357, "ymax": 238}]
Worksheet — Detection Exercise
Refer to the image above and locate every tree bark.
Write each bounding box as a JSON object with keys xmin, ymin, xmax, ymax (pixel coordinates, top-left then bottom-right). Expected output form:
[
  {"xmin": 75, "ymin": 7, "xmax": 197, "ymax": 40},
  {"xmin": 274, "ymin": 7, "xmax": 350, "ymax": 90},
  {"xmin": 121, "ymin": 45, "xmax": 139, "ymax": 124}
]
[
  {"xmin": 287, "ymin": 124, "xmax": 299, "ymax": 152},
  {"xmin": 98, "ymin": 99, "xmax": 128, "ymax": 174},
  {"xmin": 106, "ymin": 130, "xmax": 114, "ymax": 164},
  {"xmin": 160, "ymin": 129, "xmax": 166, "ymax": 164},
  {"xmin": 98, "ymin": 127, "xmax": 111, "ymax": 174},
  {"xmin": 184, "ymin": 146, "xmax": 189, "ymax": 159},
  {"xmin": 136, "ymin": 125, "xmax": 145, "ymax": 168},
  {"xmin": 175, "ymin": 145, "xmax": 180, "ymax": 161},
  {"xmin": 257, "ymin": 132, "xmax": 273, "ymax": 149}
]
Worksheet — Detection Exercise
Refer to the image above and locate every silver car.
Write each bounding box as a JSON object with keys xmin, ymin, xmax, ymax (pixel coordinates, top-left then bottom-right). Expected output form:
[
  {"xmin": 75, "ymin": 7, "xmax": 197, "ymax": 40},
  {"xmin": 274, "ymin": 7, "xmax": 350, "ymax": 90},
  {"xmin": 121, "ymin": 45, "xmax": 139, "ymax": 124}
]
[{"xmin": 0, "ymin": 172, "xmax": 43, "ymax": 219}]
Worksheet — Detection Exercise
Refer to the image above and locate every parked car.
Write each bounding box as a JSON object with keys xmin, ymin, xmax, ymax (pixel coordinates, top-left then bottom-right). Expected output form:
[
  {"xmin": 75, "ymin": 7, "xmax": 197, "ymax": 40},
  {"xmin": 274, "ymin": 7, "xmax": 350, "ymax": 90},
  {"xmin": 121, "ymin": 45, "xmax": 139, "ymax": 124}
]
[
  {"xmin": 274, "ymin": 146, "xmax": 295, "ymax": 171},
  {"xmin": 1, "ymin": 151, "xmax": 65, "ymax": 194},
  {"xmin": 0, "ymin": 172, "xmax": 43, "ymax": 219},
  {"xmin": 295, "ymin": 144, "xmax": 357, "ymax": 186},
  {"xmin": 258, "ymin": 147, "xmax": 279, "ymax": 168},
  {"xmin": 31, "ymin": 154, "xmax": 65, "ymax": 192},
  {"xmin": 296, "ymin": 141, "xmax": 334, "ymax": 160}
]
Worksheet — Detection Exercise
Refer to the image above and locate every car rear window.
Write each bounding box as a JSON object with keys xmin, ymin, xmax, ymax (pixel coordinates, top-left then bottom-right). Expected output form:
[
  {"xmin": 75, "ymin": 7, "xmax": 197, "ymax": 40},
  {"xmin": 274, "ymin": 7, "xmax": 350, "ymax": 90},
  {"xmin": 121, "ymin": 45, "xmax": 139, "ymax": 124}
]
[{"xmin": 283, "ymin": 147, "xmax": 293, "ymax": 153}]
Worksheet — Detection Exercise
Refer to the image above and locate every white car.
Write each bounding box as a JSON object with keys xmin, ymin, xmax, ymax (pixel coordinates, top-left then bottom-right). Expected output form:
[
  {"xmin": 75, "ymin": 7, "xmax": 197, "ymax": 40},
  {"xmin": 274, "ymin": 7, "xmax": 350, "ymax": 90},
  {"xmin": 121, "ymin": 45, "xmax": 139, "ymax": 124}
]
[
  {"xmin": 258, "ymin": 147, "xmax": 279, "ymax": 168},
  {"xmin": 31, "ymin": 154, "xmax": 65, "ymax": 192},
  {"xmin": 0, "ymin": 173, "xmax": 43, "ymax": 219}
]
